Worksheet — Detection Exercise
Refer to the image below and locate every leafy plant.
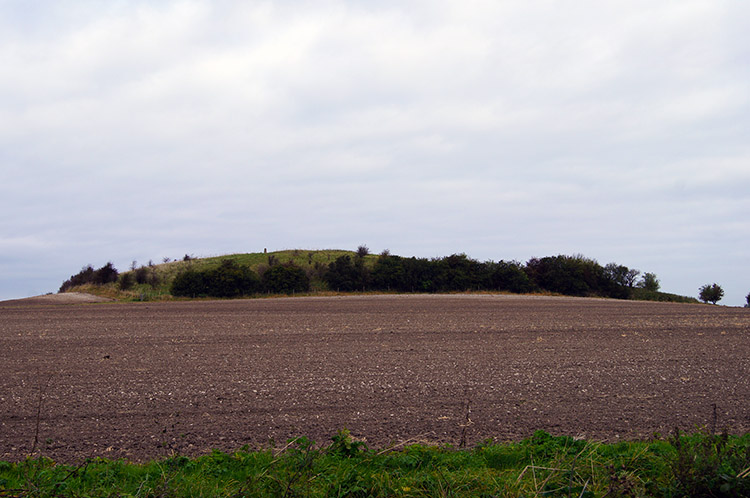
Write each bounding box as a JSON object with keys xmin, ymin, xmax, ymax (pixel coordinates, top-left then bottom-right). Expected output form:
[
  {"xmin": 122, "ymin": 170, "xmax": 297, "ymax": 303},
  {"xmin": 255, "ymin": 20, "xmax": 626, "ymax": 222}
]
[{"xmin": 669, "ymin": 429, "xmax": 750, "ymax": 497}]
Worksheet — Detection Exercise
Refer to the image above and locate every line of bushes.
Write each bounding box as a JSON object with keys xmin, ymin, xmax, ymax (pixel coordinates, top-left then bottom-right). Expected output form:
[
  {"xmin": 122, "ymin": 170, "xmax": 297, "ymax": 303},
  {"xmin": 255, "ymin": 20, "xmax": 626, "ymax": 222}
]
[
  {"xmin": 59, "ymin": 263, "xmax": 119, "ymax": 293},
  {"xmin": 171, "ymin": 260, "xmax": 309, "ymax": 298},
  {"xmin": 323, "ymin": 253, "xmax": 661, "ymax": 300}
]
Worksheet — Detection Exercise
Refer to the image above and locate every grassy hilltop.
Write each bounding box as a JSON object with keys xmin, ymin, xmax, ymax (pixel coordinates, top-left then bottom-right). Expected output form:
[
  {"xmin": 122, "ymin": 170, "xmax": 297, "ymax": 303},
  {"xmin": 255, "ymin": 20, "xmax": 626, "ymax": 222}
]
[
  {"xmin": 64, "ymin": 249, "xmax": 373, "ymax": 301},
  {"xmin": 61, "ymin": 249, "xmax": 700, "ymax": 304}
]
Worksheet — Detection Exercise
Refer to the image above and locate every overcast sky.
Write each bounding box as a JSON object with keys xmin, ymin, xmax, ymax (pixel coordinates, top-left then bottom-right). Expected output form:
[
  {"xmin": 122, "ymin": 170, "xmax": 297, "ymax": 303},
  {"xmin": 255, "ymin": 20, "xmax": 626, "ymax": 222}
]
[{"xmin": 1, "ymin": 0, "xmax": 748, "ymax": 305}]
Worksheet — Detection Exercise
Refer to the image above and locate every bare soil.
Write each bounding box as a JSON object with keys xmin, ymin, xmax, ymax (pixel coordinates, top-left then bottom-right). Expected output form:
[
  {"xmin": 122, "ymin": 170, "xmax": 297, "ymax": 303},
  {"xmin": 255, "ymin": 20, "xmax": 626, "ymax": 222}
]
[
  {"xmin": 0, "ymin": 292, "xmax": 114, "ymax": 306},
  {"xmin": 0, "ymin": 294, "xmax": 748, "ymax": 463}
]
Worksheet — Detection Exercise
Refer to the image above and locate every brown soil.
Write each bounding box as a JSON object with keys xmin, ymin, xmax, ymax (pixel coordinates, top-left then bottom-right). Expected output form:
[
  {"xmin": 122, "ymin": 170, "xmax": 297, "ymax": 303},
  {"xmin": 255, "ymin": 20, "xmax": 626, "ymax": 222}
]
[{"xmin": 0, "ymin": 294, "xmax": 747, "ymax": 463}]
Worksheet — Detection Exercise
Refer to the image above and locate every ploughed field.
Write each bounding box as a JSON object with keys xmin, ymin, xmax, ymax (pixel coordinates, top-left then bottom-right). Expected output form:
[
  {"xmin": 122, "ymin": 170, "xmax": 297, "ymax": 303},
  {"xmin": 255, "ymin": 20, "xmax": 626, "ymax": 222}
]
[{"xmin": 1, "ymin": 294, "xmax": 748, "ymax": 463}]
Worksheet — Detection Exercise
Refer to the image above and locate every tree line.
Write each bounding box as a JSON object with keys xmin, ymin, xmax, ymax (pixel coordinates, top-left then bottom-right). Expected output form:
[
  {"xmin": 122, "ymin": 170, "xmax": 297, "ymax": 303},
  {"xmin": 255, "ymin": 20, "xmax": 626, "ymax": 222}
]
[
  {"xmin": 171, "ymin": 260, "xmax": 310, "ymax": 297},
  {"xmin": 322, "ymin": 252, "xmax": 661, "ymax": 299}
]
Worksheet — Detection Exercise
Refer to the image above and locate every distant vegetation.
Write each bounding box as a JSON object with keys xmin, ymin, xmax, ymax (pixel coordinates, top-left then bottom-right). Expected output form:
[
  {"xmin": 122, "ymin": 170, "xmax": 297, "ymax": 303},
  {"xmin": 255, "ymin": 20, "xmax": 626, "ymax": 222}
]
[
  {"xmin": 58, "ymin": 249, "xmax": 700, "ymax": 303},
  {"xmin": 59, "ymin": 262, "xmax": 119, "ymax": 292}
]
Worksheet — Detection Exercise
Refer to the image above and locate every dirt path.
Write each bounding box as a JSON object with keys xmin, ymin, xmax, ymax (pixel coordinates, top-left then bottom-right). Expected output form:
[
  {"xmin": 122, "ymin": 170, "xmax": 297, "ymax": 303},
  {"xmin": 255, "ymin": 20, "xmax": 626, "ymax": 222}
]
[{"xmin": 0, "ymin": 294, "xmax": 748, "ymax": 462}]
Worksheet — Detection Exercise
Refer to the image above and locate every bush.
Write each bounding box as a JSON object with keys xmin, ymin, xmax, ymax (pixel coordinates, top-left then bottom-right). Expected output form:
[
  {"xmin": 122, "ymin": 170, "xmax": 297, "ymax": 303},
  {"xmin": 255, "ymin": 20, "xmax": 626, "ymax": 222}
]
[
  {"xmin": 204, "ymin": 260, "xmax": 260, "ymax": 297},
  {"xmin": 59, "ymin": 263, "xmax": 119, "ymax": 292},
  {"xmin": 669, "ymin": 429, "xmax": 750, "ymax": 497},
  {"xmin": 134, "ymin": 267, "xmax": 151, "ymax": 285},
  {"xmin": 171, "ymin": 269, "xmax": 207, "ymax": 297},
  {"xmin": 118, "ymin": 272, "xmax": 135, "ymax": 291},
  {"xmin": 262, "ymin": 263, "xmax": 310, "ymax": 294},
  {"xmin": 94, "ymin": 262, "xmax": 119, "ymax": 285},
  {"xmin": 172, "ymin": 260, "xmax": 259, "ymax": 298}
]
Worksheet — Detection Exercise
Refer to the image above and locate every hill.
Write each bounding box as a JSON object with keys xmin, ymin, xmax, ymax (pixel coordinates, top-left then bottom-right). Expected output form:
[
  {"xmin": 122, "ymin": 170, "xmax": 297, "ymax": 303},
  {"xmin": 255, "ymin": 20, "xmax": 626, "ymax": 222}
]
[
  {"xmin": 59, "ymin": 249, "xmax": 700, "ymax": 304},
  {"xmin": 64, "ymin": 249, "xmax": 375, "ymax": 301}
]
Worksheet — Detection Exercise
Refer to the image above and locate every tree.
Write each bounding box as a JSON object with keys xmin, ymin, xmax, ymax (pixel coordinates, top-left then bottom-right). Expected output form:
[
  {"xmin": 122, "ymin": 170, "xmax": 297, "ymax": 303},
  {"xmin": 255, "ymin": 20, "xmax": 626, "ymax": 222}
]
[
  {"xmin": 625, "ymin": 268, "xmax": 640, "ymax": 288},
  {"xmin": 524, "ymin": 255, "xmax": 603, "ymax": 297},
  {"xmin": 699, "ymin": 283, "xmax": 724, "ymax": 304},
  {"xmin": 489, "ymin": 260, "xmax": 533, "ymax": 293},
  {"xmin": 746, "ymin": 292, "xmax": 750, "ymax": 308},
  {"xmin": 638, "ymin": 272, "xmax": 660, "ymax": 292}
]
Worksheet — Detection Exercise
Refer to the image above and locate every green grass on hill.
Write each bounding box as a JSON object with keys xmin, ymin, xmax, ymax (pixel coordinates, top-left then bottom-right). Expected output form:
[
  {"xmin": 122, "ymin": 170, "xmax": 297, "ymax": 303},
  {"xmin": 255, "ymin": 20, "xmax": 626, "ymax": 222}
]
[{"xmin": 2, "ymin": 430, "xmax": 748, "ymax": 497}]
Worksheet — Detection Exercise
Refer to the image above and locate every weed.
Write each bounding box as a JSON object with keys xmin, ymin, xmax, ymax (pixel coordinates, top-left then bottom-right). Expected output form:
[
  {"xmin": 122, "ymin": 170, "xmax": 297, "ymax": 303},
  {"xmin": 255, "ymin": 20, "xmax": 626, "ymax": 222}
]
[
  {"xmin": 668, "ymin": 428, "xmax": 750, "ymax": 497},
  {"xmin": 1, "ymin": 431, "xmax": 749, "ymax": 497}
]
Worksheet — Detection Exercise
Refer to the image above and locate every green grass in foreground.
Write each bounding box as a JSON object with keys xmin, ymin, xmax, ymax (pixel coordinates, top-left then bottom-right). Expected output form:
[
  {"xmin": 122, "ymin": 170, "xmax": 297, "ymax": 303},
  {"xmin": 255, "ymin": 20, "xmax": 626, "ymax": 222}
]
[{"xmin": 2, "ymin": 430, "xmax": 748, "ymax": 497}]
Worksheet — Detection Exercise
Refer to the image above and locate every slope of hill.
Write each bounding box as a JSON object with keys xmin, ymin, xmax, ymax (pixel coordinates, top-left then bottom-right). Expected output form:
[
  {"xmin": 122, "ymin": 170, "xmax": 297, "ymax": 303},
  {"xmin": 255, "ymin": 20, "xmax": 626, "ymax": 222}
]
[{"xmin": 64, "ymin": 249, "xmax": 374, "ymax": 301}]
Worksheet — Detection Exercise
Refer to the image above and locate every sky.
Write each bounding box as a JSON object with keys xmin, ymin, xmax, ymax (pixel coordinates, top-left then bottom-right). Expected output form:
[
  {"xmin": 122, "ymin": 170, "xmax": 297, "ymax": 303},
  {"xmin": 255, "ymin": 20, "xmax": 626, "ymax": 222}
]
[{"xmin": 1, "ymin": 0, "xmax": 748, "ymax": 306}]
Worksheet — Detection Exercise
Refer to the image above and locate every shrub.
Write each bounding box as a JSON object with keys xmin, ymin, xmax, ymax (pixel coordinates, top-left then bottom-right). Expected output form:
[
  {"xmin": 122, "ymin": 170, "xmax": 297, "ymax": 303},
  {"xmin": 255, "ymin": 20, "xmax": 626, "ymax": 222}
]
[
  {"xmin": 134, "ymin": 267, "xmax": 151, "ymax": 284},
  {"xmin": 171, "ymin": 269, "xmax": 207, "ymax": 297},
  {"xmin": 262, "ymin": 263, "xmax": 310, "ymax": 294},
  {"xmin": 94, "ymin": 262, "xmax": 119, "ymax": 285},
  {"xmin": 118, "ymin": 272, "xmax": 135, "ymax": 291},
  {"xmin": 59, "ymin": 265, "xmax": 95, "ymax": 292},
  {"xmin": 356, "ymin": 245, "xmax": 370, "ymax": 257},
  {"xmin": 669, "ymin": 429, "xmax": 750, "ymax": 497},
  {"xmin": 172, "ymin": 260, "xmax": 259, "ymax": 298},
  {"xmin": 204, "ymin": 260, "xmax": 260, "ymax": 297},
  {"xmin": 59, "ymin": 263, "xmax": 118, "ymax": 292}
]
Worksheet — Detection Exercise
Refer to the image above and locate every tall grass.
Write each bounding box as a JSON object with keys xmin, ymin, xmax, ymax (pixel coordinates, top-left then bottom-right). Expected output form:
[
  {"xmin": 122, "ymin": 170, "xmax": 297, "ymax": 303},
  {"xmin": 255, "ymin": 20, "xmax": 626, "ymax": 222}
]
[{"xmin": 2, "ymin": 430, "xmax": 748, "ymax": 497}]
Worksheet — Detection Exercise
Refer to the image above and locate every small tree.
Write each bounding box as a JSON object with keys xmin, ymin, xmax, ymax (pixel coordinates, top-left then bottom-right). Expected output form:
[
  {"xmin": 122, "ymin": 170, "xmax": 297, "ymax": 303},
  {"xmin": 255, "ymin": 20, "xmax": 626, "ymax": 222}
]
[
  {"xmin": 625, "ymin": 268, "xmax": 640, "ymax": 288},
  {"xmin": 356, "ymin": 245, "xmax": 370, "ymax": 257},
  {"xmin": 638, "ymin": 272, "xmax": 660, "ymax": 292},
  {"xmin": 699, "ymin": 283, "xmax": 724, "ymax": 304},
  {"xmin": 746, "ymin": 292, "xmax": 750, "ymax": 308}
]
